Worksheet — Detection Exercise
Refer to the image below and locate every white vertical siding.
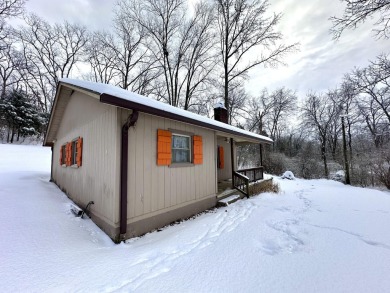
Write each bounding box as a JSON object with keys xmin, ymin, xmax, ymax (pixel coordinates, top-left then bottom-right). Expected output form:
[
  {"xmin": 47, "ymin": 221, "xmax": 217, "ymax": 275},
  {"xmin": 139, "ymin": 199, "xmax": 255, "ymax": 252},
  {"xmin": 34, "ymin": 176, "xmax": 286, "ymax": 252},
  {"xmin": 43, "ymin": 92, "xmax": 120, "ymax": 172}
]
[
  {"xmin": 126, "ymin": 113, "xmax": 216, "ymax": 222},
  {"xmin": 52, "ymin": 92, "xmax": 119, "ymax": 227}
]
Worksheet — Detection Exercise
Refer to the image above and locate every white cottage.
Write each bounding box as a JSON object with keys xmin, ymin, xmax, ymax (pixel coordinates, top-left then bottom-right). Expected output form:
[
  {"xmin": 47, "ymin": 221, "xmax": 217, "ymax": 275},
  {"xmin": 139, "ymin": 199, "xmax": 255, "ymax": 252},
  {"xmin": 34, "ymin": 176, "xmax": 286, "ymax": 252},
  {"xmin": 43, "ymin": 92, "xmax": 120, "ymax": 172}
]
[{"xmin": 44, "ymin": 79, "xmax": 272, "ymax": 242}]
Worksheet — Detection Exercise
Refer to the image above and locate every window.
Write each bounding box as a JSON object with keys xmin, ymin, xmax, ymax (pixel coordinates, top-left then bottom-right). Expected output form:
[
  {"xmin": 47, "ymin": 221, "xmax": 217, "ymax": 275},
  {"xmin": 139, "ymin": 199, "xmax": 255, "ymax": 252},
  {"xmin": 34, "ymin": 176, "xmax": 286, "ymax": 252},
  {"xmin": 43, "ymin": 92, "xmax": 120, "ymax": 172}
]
[
  {"xmin": 172, "ymin": 134, "xmax": 191, "ymax": 163},
  {"xmin": 59, "ymin": 137, "xmax": 83, "ymax": 167},
  {"xmin": 60, "ymin": 145, "xmax": 66, "ymax": 165},
  {"xmin": 157, "ymin": 129, "xmax": 202, "ymax": 166},
  {"xmin": 71, "ymin": 139, "xmax": 78, "ymax": 165}
]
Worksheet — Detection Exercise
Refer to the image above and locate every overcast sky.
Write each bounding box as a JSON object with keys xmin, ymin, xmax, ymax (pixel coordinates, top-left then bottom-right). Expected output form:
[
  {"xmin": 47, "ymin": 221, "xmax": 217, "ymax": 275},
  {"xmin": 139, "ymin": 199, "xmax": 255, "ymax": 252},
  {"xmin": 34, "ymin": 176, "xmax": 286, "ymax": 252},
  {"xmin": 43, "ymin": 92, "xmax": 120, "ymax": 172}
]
[{"xmin": 22, "ymin": 0, "xmax": 389, "ymax": 100}]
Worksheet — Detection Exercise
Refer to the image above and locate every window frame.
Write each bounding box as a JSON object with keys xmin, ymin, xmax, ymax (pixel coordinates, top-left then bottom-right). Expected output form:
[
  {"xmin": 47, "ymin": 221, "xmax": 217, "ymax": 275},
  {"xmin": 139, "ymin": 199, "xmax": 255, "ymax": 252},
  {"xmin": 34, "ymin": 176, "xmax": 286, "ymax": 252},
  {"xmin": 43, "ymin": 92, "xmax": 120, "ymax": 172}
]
[
  {"xmin": 171, "ymin": 133, "xmax": 192, "ymax": 164},
  {"xmin": 71, "ymin": 139, "xmax": 78, "ymax": 166},
  {"xmin": 61, "ymin": 144, "xmax": 66, "ymax": 166}
]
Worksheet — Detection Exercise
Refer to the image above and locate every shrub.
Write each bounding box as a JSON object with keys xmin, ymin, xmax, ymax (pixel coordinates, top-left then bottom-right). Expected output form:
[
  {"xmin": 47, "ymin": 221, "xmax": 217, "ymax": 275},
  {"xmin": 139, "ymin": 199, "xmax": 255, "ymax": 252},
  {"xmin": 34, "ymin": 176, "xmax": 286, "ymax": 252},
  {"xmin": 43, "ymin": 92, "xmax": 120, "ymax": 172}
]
[
  {"xmin": 281, "ymin": 171, "xmax": 295, "ymax": 180},
  {"xmin": 298, "ymin": 157, "xmax": 323, "ymax": 179},
  {"xmin": 263, "ymin": 152, "xmax": 286, "ymax": 175},
  {"xmin": 249, "ymin": 179, "xmax": 280, "ymax": 195}
]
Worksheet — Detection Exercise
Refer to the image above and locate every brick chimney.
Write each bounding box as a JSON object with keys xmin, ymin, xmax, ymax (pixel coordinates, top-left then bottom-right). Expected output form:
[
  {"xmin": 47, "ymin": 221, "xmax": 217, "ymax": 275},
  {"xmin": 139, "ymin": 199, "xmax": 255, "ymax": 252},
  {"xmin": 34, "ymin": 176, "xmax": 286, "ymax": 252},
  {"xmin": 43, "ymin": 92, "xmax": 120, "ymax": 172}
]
[{"xmin": 214, "ymin": 102, "xmax": 228, "ymax": 124}]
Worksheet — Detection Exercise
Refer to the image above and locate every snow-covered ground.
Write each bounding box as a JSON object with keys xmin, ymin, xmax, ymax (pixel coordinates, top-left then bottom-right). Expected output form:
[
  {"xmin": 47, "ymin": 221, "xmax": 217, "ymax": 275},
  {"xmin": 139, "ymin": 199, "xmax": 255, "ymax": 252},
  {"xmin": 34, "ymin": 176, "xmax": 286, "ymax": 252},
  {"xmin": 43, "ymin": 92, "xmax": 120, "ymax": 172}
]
[{"xmin": 1, "ymin": 144, "xmax": 390, "ymax": 292}]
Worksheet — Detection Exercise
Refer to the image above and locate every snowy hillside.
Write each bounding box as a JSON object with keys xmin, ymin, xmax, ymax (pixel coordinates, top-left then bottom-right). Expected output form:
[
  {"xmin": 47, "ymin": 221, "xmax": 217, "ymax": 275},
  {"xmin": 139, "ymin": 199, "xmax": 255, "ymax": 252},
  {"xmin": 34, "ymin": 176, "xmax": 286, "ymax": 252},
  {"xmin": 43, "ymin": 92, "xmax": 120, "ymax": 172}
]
[{"xmin": 1, "ymin": 144, "xmax": 390, "ymax": 292}]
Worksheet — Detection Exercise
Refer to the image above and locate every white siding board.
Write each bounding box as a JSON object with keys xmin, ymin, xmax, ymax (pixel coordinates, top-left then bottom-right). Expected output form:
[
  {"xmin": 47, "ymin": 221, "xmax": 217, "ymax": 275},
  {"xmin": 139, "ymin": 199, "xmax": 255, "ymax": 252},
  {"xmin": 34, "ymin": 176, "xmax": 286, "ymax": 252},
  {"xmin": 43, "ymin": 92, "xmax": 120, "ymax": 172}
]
[
  {"xmin": 150, "ymin": 117, "xmax": 159, "ymax": 212},
  {"xmin": 135, "ymin": 114, "xmax": 145, "ymax": 217},
  {"xmin": 153, "ymin": 118, "xmax": 165, "ymax": 211},
  {"xmin": 164, "ymin": 119, "xmax": 172, "ymax": 208},
  {"xmin": 126, "ymin": 113, "xmax": 216, "ymax": 223},
  {"xmin": 52, "ymin": 93, "xmax": 119, "ymax": 226},
  {"xmin": 143, "ymin": 115, "xmax": 152, "ymax": 215}
]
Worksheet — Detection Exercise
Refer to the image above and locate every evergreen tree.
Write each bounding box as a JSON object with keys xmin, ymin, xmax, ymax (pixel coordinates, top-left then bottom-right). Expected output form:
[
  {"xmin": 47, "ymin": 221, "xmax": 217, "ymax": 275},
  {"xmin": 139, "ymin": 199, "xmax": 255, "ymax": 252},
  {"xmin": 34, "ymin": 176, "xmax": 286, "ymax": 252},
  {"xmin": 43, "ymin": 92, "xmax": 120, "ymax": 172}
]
[{"xmin": 0, "ymin": 90, "xmax": 44, "ymax": 142}]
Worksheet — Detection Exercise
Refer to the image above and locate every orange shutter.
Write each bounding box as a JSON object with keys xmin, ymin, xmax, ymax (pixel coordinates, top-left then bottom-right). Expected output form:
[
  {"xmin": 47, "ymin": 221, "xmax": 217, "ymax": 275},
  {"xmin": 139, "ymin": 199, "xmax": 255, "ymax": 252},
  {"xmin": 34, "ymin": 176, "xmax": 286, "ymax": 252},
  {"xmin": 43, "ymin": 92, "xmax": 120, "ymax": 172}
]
[
  {"xmin": 193, "ymin": 135, "xmax": 203, "ymax": 164},
  {"xmin": 66, "ymin": 142, "xmax": 72, "ymax": 166},
  {"xmin": 59, "ymin": 146, "xmax": 63, "ymax": 165},
  {"xmin": 218, "ymin": 146, "xmax": 224, "ymax": 169},
  {"xmin": 157, "ymin": 129, "xmax": 172, "ymax": 166},
  {"xmin": 76, "ymin": 137, "xmax": 83, "ymax": 167},
  {"xmin": 65, "ymin": 143, "xmax": 68, "ymax": 166}
]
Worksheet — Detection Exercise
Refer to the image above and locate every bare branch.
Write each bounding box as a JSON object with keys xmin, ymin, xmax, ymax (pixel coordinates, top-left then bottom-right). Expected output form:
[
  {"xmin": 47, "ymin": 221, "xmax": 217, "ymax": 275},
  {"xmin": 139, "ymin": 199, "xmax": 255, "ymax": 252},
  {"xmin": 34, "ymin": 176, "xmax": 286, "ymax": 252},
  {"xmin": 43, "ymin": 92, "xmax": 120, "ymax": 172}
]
[{"xmin": 330, "ymin": 0, "xmax": 390, "ymax": 39}]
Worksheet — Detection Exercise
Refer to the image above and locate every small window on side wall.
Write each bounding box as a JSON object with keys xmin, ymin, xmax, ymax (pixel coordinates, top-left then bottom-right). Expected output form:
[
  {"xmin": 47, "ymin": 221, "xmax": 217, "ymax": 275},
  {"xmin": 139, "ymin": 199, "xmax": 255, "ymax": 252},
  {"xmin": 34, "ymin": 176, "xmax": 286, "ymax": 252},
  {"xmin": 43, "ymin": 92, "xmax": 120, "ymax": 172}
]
[
  {"xmin": 71, "ymin": 139, "xmax": 78, "ymax": 165},
  {"xmin": 157, "ymin": 129, "xmax": 202, "ymax": 166},
  {"xmin": 59, "ymin": 137, "xmax": 83, "ymax": 167},
  {"xmin": 172, "ymin": 134, "xmax": 191, "ymax": 163},
  {"xmin": 60, "ymin": 144, "xmax": 66, "ymax": 165}
]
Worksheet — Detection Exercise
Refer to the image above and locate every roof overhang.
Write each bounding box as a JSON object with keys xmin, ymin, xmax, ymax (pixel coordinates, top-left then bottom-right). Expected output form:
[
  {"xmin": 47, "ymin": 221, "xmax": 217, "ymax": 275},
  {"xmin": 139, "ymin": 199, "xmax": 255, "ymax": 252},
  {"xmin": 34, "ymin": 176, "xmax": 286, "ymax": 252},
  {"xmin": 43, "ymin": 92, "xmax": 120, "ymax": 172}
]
[
  {"xmin": 100, "ymin": 93, "xmax": 271, "ymax": 144},
  {"xmin": 43, "ymin": 83, "xmax": 100, "ymax": 146},
  {"xmin": 44, "ymin": 79, "xmax": 273, "ymax": 146}
]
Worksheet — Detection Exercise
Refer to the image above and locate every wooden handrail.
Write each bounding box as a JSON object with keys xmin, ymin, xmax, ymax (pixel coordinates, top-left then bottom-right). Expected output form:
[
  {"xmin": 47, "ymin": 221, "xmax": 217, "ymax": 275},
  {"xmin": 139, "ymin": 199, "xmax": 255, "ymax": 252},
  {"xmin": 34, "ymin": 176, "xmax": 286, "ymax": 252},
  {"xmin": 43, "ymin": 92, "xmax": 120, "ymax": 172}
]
[
  {"xmin": 232, "ymin": 167, "xmax": 264, "ymax": 198},
  {"xmin": 233, "ymin": 171, "xmax": 249, "ymax": 197},
  {"xmin": 237, "ymin": 166, "xmax": 264, "ymax": 183}
]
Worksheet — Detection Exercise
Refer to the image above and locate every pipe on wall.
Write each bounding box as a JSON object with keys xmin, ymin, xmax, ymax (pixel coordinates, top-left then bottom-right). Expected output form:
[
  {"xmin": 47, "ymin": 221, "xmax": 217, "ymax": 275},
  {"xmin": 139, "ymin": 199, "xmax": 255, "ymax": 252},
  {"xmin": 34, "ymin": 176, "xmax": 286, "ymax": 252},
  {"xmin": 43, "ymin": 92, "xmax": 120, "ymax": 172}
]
[{"xmin": 120, "ymin": 110, "xmax": 139, "ymax": 240}]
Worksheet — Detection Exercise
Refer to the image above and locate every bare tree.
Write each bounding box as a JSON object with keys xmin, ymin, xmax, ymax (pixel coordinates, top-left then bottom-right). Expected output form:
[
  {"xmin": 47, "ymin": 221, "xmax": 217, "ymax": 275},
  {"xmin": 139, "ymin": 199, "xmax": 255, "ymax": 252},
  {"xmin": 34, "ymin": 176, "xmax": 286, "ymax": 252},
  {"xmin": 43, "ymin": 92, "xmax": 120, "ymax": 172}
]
[
  {"xmin": 181, "ymin": 2, "xmax": 218, "ymax": 110},
  {"xmin": 226, "ymin": 81, "xmax": 248, "ymax": 124},
  {"xmin": 348, "ymin": 57, "xmax": 390, "ymax": 125},
  {"xmin": 121, "ymin": 0, "xmax": 217, "ymax": 110},
  {"xmin": 358, "ymin": 97, "xmax": 387, "ymax": 147},
  {"xmin": 15, "ymin": 14, "xmax": 89, "ymax": 111},
  {"xmin": 266, "ymin": 88, "xmax": 297, "ymax": 141},
  {"xmin": 338, "ymin": 80, "xmax": 360, "ymax": 171},
  {"xmin": 244, "ymin": 87, "xmax": 296, "ymax": 141},
  {"xmin": 85, "ymin": 32, "xmax": 119, "ymax": 85},
  {"xmin": 0, "ymin": 0, "xmax": 24, "ymax": 19},
  {"xmin": 372, "ymin": 149, "xmax": 390, "ymax": 189},
  {"xmin": 0, "ymin": 37, "xmax": 25, "ymax": 99},
  {"xmin": 323, "ymin": 90, "xmax": 342, "ymax": 160},
  {"xmin": 301, "ymin": 92, "xmax": 340, "ymax": 177},
  {"xmin": 245, "ymin": 89, "xmax": 273, "ymax": 135},
  {"xmin": 215, "ymin": 0, "xmax": 297, "ymax": 116},
  {"xmin": 331, "ymin": 0, "xmax": 390, "ymax": 39},
  {"xmin": 0, "ymin": 0, "xmax": 25, "ymax": 40}
]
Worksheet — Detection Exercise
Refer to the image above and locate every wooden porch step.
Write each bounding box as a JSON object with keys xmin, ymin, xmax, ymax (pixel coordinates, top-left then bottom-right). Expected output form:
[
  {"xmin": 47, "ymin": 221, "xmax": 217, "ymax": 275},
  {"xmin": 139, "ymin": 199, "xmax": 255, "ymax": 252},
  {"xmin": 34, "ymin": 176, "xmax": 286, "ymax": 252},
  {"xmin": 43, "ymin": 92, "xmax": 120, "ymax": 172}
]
[
  {"xmin": 217, "ymin": 194, "xmax": 242, "ymax": 207},
  {"xmin": 217, "ymin": 188, "xmax": 236, "ymax": 199}
]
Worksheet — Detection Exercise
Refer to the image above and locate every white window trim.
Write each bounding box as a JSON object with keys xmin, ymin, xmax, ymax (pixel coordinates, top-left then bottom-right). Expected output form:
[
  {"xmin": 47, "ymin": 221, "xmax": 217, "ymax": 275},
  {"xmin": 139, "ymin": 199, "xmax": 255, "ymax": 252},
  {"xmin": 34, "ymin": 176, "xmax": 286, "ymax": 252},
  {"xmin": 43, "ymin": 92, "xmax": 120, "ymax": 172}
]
[
  {"xmin": 61, "ymin": 144, "xmax": 67, "ymax": 167},
  {"xmin": 71, "ymin": 139, "xmax": 78, "ymax": 166},
  {"xmin": 171, "ymin": 133, "xmax": 192, "ymax": 164}
]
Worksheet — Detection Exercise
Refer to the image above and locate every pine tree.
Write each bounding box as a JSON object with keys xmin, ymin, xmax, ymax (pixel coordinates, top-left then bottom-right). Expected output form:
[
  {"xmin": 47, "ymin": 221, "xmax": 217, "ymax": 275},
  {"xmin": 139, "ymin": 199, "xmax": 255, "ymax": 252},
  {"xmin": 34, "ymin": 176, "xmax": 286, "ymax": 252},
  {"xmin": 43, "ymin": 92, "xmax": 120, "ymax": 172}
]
[{"xmin": 0, "ymin": 90, "xmax": 44, "ymax": 143}]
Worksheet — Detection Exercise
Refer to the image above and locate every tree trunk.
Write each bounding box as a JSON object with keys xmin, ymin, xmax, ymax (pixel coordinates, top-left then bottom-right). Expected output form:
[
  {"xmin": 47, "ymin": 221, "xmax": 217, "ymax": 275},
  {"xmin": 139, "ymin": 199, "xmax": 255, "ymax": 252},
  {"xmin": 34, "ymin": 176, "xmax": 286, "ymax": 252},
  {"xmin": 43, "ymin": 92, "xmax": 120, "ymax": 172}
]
[
  {"xmin": 347, "ymin": 122, "xmax": 353, "ymax": 175},
  {"xmin": 321, "ymin": 140, "xmax": 328, "ymax": 178},
  {"xmin": 224, "ymin": 16, "xmax": 229, "ymax": 123},
  {"xmin": 10, "ymin": 128, "xmax": 15, "ymax": 144},
  {"xmin": 224, "ymin": 62, "xmax": 229, "ymax": 123},
  {"xmin": 7, "ymin": 126, "xmax": 10, "ymax": 143},
  {"xmin": 386, "ymin": 167, "xmax": 390, "ymax": 190},
  {"xmin": 341, "ymin": 116, "xmax": 350, "ymax": 184}
]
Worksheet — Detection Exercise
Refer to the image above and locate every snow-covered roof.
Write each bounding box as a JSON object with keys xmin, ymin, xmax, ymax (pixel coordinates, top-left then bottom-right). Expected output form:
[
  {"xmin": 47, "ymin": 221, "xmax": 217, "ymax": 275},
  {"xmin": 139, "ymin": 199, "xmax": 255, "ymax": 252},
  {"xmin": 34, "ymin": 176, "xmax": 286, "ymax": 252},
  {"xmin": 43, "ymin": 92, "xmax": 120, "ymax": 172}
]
[{"xmin": 57, "ymin": 78, "xmax": 273, "ymax": 144}]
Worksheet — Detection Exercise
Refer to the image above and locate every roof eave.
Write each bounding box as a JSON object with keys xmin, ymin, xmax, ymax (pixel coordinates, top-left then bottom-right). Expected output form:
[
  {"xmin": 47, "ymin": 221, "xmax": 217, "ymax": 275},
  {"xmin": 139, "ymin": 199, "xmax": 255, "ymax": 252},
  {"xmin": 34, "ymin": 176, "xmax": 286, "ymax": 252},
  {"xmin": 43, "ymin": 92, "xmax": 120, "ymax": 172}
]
[
  {"xmin": 100, "ymin": 93, "xmax": 272, "ymax": 144},
  {"xmin": 43, "ymin": 83, "xmax": 62, "ymax": 147},
  {"xmin": 43, "ymin": 81, "xmax": 101, "ymax": 147}
]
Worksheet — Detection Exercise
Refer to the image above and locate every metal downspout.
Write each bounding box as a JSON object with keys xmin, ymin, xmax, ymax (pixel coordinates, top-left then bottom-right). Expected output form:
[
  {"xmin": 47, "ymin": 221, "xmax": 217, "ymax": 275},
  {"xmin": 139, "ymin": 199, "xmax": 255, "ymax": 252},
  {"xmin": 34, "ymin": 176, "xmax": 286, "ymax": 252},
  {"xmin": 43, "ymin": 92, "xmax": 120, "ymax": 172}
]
[
  {"xmin": 120, "ymin": 110, "xmax": 138, "ymax": 241},
  {"xmin": 230, "ymin": 138, "xmax": 235, "ymax": 188},
  {"xmin": 50, "ymin": 145, "xmax": 54, "ymax": 182},
  {"xmin": 260, "ymin": 143, "xmax": 263, "ymax": 166}
]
